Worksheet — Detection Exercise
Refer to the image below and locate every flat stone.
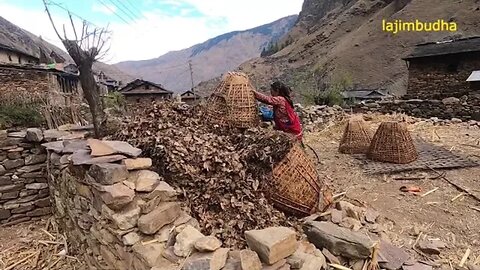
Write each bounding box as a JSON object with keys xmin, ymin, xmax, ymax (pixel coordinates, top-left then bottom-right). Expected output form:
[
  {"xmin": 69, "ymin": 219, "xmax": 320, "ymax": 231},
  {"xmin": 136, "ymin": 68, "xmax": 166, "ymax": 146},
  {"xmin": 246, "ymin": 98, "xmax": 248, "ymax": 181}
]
[
  {"xmin": 403, "ymin": 263, "xmax": 433, "ymax": 270},
  {"xmin": 26, "ymin": 183, "xmax": 48, "ymax": 190},
  {"xmin": 337, "ymin": 201, "xmax": 364, "ymax": 220},
  {"xmin": 262, "ymin": 259, "xmax": 287, "ymax": 270},
  {"xmin": 62, "ymin": 140, "xmax": 88, "ymax": 153},
  {"xmin": 43, "ymin": 129, "xmax": 70, "ymax": 141},
  {"xmin": 340, "ymin": 217, "xmax": 362, "ymax": 231},
  {"xmin": 240, "ymin": 250, "xmax": 262, "ymax": 270},
  {"xmin": 0, "ymin": 165, "xmax": 5, "ymax": 176},
  {"xmin": 7, "ymin": 151, "xmax": 21, "ymax": 159},
  {"xmin": 88, "ymin": 139, "xmax": 142, "ymax": 157},
  {"xmin": 146, "ymin": 181, "xmax": 177, "ymax": 200},
  {"xmin": 11, "ymin": 204, "xmax": 35, "ymax": 214},
  {"xmin": 41, "ymin": 141, "xmax": 64, "ymax": 153},
  {"xmin": 174, "ymin": 225, "xmax": 205, "ymax": 257},
  {"xmin": 1, "ymin": 191, "xmax": 19, "ymax": 200},
  {"xmin": 26, "ymin": 207, "xmax": 51, "ymax": 217},
  {"xmin": 132, "ymin": 241, "xmax": 165, "ymax": 267},
  {"xmin": 70, "ymin": 149, "xmax": 127, "ymax": 165},
  {"xmin": 0, "ymin": 209, "xmax": 11, "ymax": 220},
  {"xmin": 88, "ymin": 163, "xmax": 128, "ymax": 185},
  {"xmin": 322, "ymin": 248, "xmax": 341, "ymax": 264},
  {"xmin": 25, "ymin": 128, "xmax": 43, "ymax": 142},
  {"xmin": 174, "ymin": 212, "xmax": 194, "ymax": 226},
  {"xmin": 122, "ymin": 158, "xmax": 152, "ymax": 170},
  {"xmin": 163, "ymin": 246, "xmax": 183, "ymax": 264},
  {"xmin": 111, "ymin": 203, "xmax": 141, "ymax": 230},
  {"xmin": 299, "ymin": 254, "xmax": 325, "ymax": 270},
  {"xmin": 17, "ymin": 164, "xmax": 45, "ymax": 173},
  {"xmin": 303, "ymin": 221, "xmax": 375, "ymax": 259},
  {"xmin": 21, "ymin": 172, "xmax": 45, "ymax": 178},
  {"xmin": 156, "ymin": 224, "xmax": 175, "ymax": 242},
  {"xmin": 330, "ymin": 209, "xmax": 343, "ymax": 224},
  {"xmin": 128, "ymin": 170, "xmax": 160, "ymax": 192},
  {"xmin": 365, "ymin": 209, "xmax": 379, "ymax": 223},
  {"xmin": 122, "ymin": 231, "xmax": 141, "ymax": 246},
  {"xmin": 138, "ymin": 202, "xmax": 181, "ymax": 235},
  {"xmin": 3, "ymin": 159, "xmax": 25, "ymax": 170},
  {"xmin": 34, "ymin": 197, "xmax": 51, "ymax": 207},
  {"xmin": 100, "ymin": 183, "xmax": 135, "ymax": 210},
  {"xmin": 195, "ymin": 236, "xmax": 223, "ymax": 252},
  {"xmin": 183, "ymin": 248, "xmax": 229, "ymax": 270},
  {"xmin": 8, "ymin": 131, "xmax": 26, "ymax": 138},
  {"xmin": 378, "ymin": 240, "xmax": 410, "ymax": 270},
  {"xmin": 0, "ymin": 184, "xmax": 24, "ymax": 193},
  {"xmin": 245, "ymin": 227, "xmax": 298, "ymax": 265},
  {"xmin": 24, "ymin": 154, "xmax": 47, "ymax": 166},
  {"xmin": 417, "ymin": 240, "xmax": 446, "ymax": 255},
  {"xmin": 19, "ymin": 190, "xmax": 37, "ymax": 197}
]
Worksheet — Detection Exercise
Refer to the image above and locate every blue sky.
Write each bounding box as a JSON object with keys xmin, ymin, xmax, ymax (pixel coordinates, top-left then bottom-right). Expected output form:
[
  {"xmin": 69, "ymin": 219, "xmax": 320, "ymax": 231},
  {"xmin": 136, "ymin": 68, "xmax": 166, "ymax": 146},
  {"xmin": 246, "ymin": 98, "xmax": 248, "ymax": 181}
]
[{"xmin": 0, "ymin": 0, "xmax": 303, "ymax": 63}]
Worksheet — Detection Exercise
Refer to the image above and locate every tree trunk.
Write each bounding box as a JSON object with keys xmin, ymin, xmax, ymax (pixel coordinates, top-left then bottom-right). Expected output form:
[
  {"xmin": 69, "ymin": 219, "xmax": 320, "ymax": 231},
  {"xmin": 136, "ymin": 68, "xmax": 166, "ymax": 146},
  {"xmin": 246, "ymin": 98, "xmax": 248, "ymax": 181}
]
[{"xmin": 78, "ymin": 64, "xmax": 106, "ymax": 138}]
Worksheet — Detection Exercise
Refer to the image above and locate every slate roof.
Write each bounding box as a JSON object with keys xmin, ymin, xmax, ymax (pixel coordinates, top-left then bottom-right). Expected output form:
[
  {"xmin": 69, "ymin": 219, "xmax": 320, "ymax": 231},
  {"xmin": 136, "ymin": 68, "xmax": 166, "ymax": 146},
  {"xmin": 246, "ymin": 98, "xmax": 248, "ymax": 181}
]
[
  {"xmin": 119, "ymin": 79, "xmax": 173, "ymax": 95},
  {"xmin": 403, "ymin": 36, "xmax": 480, "ymax": 60}
]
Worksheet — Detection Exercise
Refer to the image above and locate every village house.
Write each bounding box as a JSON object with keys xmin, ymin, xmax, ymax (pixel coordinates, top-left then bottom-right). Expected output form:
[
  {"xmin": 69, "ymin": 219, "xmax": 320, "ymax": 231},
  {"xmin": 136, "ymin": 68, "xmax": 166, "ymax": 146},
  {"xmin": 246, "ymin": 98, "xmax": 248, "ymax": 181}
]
[
  {"xmin": 466, "ymin": 70, "xmax": 480, "ymax": 91},
  {"xmin": 342, "ymin": 89, "xmax": 391, "ymax": 103},
  {"xmin": 0, "ymin": 42, "xmax": 39, "ymax": 65},
  {"xmin": 180, "ymin": 90, "xmax": 202, "ymax": 104},
  {"xmin": 119, "ymin": 79, "xmax": 173, "ymax": 103},
  {"xmin": 402, "ymin": 36, "xmax": 480, "ymax": 99}
]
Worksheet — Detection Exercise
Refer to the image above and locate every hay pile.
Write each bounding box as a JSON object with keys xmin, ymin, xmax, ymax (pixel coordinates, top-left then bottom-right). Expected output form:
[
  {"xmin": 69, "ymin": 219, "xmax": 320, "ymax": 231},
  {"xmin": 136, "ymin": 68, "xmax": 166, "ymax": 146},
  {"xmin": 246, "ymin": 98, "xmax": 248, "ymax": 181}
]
[{"xmin": 114, "ymin": 102, "xmax": 299, "ymax": 248}]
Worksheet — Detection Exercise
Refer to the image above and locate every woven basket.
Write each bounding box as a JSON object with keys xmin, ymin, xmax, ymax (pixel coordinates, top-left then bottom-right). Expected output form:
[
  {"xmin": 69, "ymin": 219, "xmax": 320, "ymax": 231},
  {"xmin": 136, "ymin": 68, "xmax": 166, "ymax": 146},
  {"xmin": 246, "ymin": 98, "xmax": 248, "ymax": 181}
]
[
  {"xmin": 367, "ymin": 121, "xmax": 418, "ymax": 164},
  {"xmin": 339, "ymin": 117, "xmax": 372, "ymax": 154},
  {"xmin": 271, "ymin": 144, "xmax": 323, "ymax": 216},
  {"xmin": 205, "ymin": 72, "xmax": 258, "ymax": 128}
]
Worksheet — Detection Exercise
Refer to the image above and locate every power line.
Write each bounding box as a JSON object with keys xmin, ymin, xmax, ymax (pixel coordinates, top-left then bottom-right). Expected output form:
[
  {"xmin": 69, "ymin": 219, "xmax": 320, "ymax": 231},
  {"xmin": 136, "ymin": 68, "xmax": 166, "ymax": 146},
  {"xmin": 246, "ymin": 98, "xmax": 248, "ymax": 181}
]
[
  {"xmin": 111, "ymin": 0, "xmax": 139, "ymax": 21},
  {"xmin": 105, "ymin": 0, "xmax": 137, "ymax": 22},
  {"xmin": 44, "ymin": 0, "xmax": 99, "ymax": 27},
  {"xmin": 95, "ymin": 0, "xmax": 130, "ymax": 24},
  {"xmin": 122, "ymin": 0, "xmax": 145, "ymax": 17}
]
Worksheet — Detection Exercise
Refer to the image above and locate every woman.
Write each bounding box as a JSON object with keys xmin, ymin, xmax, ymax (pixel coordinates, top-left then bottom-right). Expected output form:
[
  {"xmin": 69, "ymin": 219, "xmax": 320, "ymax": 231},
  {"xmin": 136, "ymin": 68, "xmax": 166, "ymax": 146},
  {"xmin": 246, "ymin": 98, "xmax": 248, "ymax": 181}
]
[{"xmin": 253, "ymin": 81, "xmax": 303, "ymax": 141}]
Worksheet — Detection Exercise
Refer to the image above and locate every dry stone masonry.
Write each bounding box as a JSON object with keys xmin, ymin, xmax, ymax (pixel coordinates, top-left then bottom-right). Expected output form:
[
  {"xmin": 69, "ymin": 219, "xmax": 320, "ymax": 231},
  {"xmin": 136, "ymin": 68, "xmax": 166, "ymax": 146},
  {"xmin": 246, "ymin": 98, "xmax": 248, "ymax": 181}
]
[{"xmin": 0, "ymin": 128, "xmax": 51, "ymax": 225}]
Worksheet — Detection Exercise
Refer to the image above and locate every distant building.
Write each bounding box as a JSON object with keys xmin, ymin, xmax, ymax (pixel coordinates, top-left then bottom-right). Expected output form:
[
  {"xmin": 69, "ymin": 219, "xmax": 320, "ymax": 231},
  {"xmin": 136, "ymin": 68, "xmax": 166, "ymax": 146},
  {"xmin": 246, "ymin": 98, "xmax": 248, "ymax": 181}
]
[
  {"xmin": 342, "ymin": 89, "xmax": 390, "ymax": 103},
  {"xmin": 180, "ymin": 90, "xmax": 201, "ymax": 104},
  {"xmin": 119, "ymin": 79, "xmax": 173, "ymax": 103},
  {"xmin": 467, "ymin": 70, "xmax": 480, "ymax": 91},
  {"xmin": 0, "ymin": 42, "xmax": 39, "ymax": 65},
  {"xmin": 402, "ymin": 36, "xmax": 480, "ymax": 99}
]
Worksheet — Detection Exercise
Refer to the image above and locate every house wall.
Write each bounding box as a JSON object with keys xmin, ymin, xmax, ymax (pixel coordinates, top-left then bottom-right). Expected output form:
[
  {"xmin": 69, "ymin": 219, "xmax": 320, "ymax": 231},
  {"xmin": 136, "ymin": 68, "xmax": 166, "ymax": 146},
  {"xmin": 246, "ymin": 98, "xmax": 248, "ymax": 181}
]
[
  {"xmin": 405, "ymin": 52, "xmax": 480, "ymax": 99},
  {"xmin": 0, "ymin": 50, "xmax": 38, "ymax": 65},
  {"xmin": 125, "ymin": 94, "xmax": 172, "ymax": 104}
]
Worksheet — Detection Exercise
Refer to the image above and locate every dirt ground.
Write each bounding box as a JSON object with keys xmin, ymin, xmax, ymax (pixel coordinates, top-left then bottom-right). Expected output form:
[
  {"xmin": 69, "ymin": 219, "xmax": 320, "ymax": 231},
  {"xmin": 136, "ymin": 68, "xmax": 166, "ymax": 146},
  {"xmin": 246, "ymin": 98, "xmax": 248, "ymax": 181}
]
[{"xmin": 305, "ymin": 112, "xmax": 480, "ymax": 268}]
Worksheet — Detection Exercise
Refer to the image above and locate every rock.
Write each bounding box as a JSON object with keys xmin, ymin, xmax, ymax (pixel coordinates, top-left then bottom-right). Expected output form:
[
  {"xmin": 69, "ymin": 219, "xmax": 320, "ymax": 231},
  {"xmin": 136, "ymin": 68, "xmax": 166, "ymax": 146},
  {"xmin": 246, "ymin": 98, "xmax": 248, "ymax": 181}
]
[
  {"xmin": 442, "ymin": 97, "xmax": 460, "ymax": 105},
  {"xmin": 174, "ymin": 225, "xmax": 205, "ymax": 257},
  {"xmin": 128, "ymin": 170, "xmax": 160, "ymax": 192},
  {"xmin": 337, "ymin": 201, "xmax": 364, "ymax": 220},
  {"xmin": 3, "ymin": 159, "xmax": 25, "ymax": 170},
  {"xmin": 26, "ymin": 207, "xmax": 51, "ymax": 217},
  {"xmin": 322, "ymin": 248, "xmax": 341, "ymax": 264},
  {"xmin": 467, "ymin": 264, "xmax": 480, "ymax": 270},
  {"xmin": 417, "ymin": 240, "xmax": 446, "ymax": 255},
  {"xmin": 24, "ymin": 154, "xmax": 47, "ymax": 166},
  {"xmin": 138, "ymin": 202, "xmax": 181, "ymax": 234},
  {"xmin": 303, "ymin": 221, "xmax": 374, "ymax": 259},
  {"xmin": 132, "ymin": 241, "xmax": 165, "ymax": 267},
  {"xmin": 11, "ymin": 204, "xmax": 35, "ymax": 214},
  {"xmin": 34, "ymin": 197, "xmax": 51, "ymax": 207},
  {"xmin": 330, "ymin": 209, "xmax": 343, "ymax": 224},
  {"xmin": 100, "ymin": 183, "xmax": 135, "ymax": 210},
  {"xmin": 183, "ymin": 248, "xmax": 229, "ymax": 270},
  {"xmin": 0, "ymin": 165, "xmax": 5, "ymax": 176},
  {"xmin": 245, "ymin": 227, "xmax": 297, "ymax": 265},
  {"xmin": 7, "ymin": 131, "xmax": 26, "ymax": 138},
  {"xmin": 41, "ymin": 141, "xmax": 64, "ymax": 153},
  {"xmin": 0, "ymin": 209, "xmax": 11, "ymax": 219},
  {"xmin": 263, "ymin": 259, "xmax": 287, "ymax": 270},
  {"xmin": 365, "ymin": 209, "xmax": 379, "ymax": 223},
  {"xmin": 88, "ymin": 163, "xmax": 129, "ymax": 185},
  {"xmin": 111, "ymin": 203, "xmax": 141, "ymax": 230},
  {"xmin": 25, "ymin": 183, "xmax": 48, "ymax": 190},
  {"xmin": 122, "ymin": 231, "xmax": 141, "ymax": 246},
  {"xmin": 62, "ymin": 140, "xmax": 89, "ymax": 154},
  {"xmin": 299, "ymin": 254, "xmax": 325, "ymax": 270},
  {"xmin": 0, "ymin": 184, "xmax": 24, "ymax": 193},
  {"xmin": 163, "ymin": 246, "xmax": 183, "ymax": 264},
  {"xmin": 340, "ymin": 217, "xmax": 362, "ymax": 231},
  {"xmin": 451, "ymin": 118, "xmax": 462, "ymax": 124},
  {"xmin": 1, "ymin": 191, "xmax": 19, "ymax": 200},
  {"xmin": 240, "ymin": 250, "xmax": 262, "ymax": 270},
  {"xmin": 17, "ymin": 164, "xmax": 45, "ymax": 173},
  {"xmin": 88, "ymin": 139, "xmax": 142, "ymax": 157},
  {"xmin": 70, "ymin": 149, "xmax": 127, "ymax": 165},
  {"xmin": 195, "ymin": 236, "xmax": 223, "ymax": 252},
  {"xmin": 378, "ymin": 240, "xmax": 410, "ymax": 270},
  {"xmin": 146, "ymin": 181, "xmax": 177, "ymax": 200},
  {"xmin": 122, "ymin": 158, "xmax": 152, "ymax": 170},
  {"xmin": 7, "ymin": 151, "xmax": 21, "ymax": 159},
  {"xmin": 156, "ymin": 224, "xmax": 175, "ymax": 242},
  {"xmin": 26, "ymin": 128, "xmax": 43, "ymax": 142},
  {"xmin": 403, "ymin": 263, "xmax": 433, "ymax": 270}
]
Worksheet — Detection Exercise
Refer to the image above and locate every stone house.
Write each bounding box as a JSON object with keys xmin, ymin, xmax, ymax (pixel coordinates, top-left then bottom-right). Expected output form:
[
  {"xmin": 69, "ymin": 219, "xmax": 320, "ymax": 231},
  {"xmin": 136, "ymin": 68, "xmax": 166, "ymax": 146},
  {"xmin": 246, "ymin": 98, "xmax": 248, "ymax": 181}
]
[
  {"xmin": 180, "ymin": 90, "xmax": 201, "ymax": 104},
  {"xmin": 0, "ymin": 42, "xmax": 39, "ymax": 65},
  {"xmin": 119, "ymin": 79, "xmax": 173, "ymax": 103},
  {"xmin": 402, "ymin": 36, "xmax": 480, "ymax": 99},
  {"xmin": 467, "ymin": 70, "xmax": 480, "ymax": 91},
  {"xmin": 342, "ymin": 89, "xmax": 390, "ymax": 103}
]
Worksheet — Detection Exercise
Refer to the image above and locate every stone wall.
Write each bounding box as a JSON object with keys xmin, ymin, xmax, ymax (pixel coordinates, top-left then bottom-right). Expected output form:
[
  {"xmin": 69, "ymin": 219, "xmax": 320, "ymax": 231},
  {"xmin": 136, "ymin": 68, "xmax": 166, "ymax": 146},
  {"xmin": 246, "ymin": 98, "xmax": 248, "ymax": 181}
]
[
  {"xmin": 0, "ymin": 128, "xmax": 50, "ymax": 225},
  {"xmin": 405, "ymin": 52, "xmax": 480, "ymax": 100}
]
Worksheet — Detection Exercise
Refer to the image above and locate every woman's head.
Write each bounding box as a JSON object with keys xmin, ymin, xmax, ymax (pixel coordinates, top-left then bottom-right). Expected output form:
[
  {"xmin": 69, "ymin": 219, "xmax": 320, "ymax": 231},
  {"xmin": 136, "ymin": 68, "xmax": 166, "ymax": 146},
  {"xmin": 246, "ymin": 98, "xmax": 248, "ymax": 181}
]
[{"xmin": 270, "ymin": 81, "xmax": 294, "ymax": 107}]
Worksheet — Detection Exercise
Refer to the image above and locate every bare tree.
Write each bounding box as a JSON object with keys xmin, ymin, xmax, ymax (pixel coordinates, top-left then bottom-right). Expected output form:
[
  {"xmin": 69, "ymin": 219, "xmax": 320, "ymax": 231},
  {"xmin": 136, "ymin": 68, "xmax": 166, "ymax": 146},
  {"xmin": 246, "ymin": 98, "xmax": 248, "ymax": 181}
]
[{"xmin": 43, "ymin": 0, "xmax": 110, "ymax": 138}]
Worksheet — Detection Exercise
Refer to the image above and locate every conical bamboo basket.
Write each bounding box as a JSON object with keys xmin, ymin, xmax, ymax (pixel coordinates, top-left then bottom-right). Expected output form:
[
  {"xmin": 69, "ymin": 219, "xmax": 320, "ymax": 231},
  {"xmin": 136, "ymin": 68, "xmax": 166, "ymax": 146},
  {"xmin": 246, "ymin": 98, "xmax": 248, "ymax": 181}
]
[
  {"xmin": 367, "ymin": 121, "xmax": 418, "ymax": 164},
  {"xmin": 339, "ymin": 117, "xmax": 372, "ymax": 154},
  {"xmin": 205, "ymin": 72, "xmax": 258, "ymax": 128}
]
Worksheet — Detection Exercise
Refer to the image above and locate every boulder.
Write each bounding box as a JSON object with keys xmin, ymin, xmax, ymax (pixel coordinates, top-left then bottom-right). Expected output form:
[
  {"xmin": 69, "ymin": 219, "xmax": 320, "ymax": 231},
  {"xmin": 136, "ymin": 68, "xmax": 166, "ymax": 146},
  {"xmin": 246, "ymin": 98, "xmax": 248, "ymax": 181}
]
[
  {"xmin": 174, "ymin": 225, "xmax": 205, "ymax": 257},
  {"xmin": 25, "ymin": 128, "xmax": 43, "ymax": 142},
  {"xmin": 303, "ymin": 221, "xmax": 375, "ymax": 259},
  {"xmin": 163, "ymin": 246, "xmax": 183, "ymax": 264},
  {"xmin": 138, "ymin": 202, "xmax": 181, "ymax": 235},
  {"xmin": 123, "ymin": 231, "xmax": 141, "ymax": 246},
  {"xmin": 146, "ymin": 181, "xmax": 177, "ymax": 200},
  {"xmin": 132, "ymin": 241, "xmax": 165, "ymax": 267},
  {"xmin": 299, "ymin": 254, "xmax": 325, "ymax": 270},
  {"xmin": 122, "ymin": 158, "xmax": 152, "ymax": 170},
  {"xmin": 330, "ymin": 209, "xmax": 343, "ymax": 224},
  {"xmin": 128, "ymin": 170, "xmax": 160, "ymax": 192},
  {"xmin": 100, "ymin": 183, "xmax": 135, "ymax": 210},
  {"xmin": 88, "ymin": 163, "xmax": 129, "ymax": 185},
  {"xmin": 195, "ymin": 236, "xmax": 223, "ymax": 252},
  {"xmin": 183, "ymin": 248, "xmax": 229, "ymax": 270},
  {"xmin": 111, "ymin": 203, "xmax": 141, "ymax": 230},
  {"xmin": 240, "ymin": 250, "xmax": 262, "ymax": 270},
  {"xmin": 245, "ymin": 227, "xmax": 297, "ymax": 265}
]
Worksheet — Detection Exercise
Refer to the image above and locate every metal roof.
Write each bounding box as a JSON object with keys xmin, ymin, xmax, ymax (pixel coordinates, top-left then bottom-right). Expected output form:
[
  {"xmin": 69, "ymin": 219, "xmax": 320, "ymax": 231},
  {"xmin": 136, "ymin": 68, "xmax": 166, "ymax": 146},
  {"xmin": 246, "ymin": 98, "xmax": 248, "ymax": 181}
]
[{"xmin": 466, "ymin": 70, "xmax": 480, "ymax": 82}]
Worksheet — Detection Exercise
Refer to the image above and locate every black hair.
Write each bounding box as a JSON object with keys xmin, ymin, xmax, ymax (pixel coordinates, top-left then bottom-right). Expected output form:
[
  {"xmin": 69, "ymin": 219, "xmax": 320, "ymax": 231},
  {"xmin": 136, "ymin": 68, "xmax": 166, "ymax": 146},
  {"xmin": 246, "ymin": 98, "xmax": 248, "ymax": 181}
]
[{"xmin": 271, "ymin": 81, "xmax": 294, "ymax": 107}]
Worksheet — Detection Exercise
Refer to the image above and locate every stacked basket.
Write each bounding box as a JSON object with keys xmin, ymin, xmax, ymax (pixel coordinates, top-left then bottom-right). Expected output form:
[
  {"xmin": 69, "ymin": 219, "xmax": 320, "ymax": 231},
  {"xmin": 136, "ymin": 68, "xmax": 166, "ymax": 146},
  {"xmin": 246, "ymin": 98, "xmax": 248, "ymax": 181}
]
[
  {"xmin": 339, "ymin": 117, "xmax": 372, "ymax": 154},
  {"xmin": 205, "ymin": 72, "xmax": 258, "ymax": 128}
]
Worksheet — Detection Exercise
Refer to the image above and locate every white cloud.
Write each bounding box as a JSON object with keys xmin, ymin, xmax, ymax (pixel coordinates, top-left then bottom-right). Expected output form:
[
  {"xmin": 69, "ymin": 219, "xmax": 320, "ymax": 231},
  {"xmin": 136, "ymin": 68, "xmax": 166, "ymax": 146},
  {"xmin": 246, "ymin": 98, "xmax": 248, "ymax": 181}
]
[
  {"xmin": 92, "ymin": 3, "xmax": 117, "ymax": 15},
  {"xmin": 0, "ymin": 0, "xmax": 304, "ymax": 63}
]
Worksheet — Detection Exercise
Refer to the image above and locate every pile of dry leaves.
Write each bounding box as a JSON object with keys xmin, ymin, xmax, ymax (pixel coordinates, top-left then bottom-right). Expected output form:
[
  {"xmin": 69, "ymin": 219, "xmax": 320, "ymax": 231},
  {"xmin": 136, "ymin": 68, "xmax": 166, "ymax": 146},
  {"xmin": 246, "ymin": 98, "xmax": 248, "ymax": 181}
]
[{"xmin": 114, "ymin": 102, "xmax": 300, "ymax": 248}]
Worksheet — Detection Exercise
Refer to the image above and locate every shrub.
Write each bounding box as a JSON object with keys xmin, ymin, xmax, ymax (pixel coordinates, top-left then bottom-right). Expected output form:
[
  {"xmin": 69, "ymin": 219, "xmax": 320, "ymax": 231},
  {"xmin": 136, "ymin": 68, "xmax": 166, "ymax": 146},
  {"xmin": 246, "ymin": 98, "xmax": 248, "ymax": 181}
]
[{"xmin": 0, "ymin": 104, "xmax": 44, "ymax": 129}]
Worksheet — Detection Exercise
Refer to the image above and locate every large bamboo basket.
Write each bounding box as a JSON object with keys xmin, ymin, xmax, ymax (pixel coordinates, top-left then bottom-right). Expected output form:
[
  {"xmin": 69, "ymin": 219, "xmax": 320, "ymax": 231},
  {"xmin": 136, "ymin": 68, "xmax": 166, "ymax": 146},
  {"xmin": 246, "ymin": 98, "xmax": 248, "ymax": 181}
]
[
  {"xmin": 367, "ymin": 121, "xmax": 418, "ymax": 164},
  {"xmin": 339, "ymin": 117, "xmax": 372, "ymax": 154},
  {"xmin": 271, "ymin": 144, "xmax": 324, "ymax": 216},
  {"xmin": 205, "ymin": 72, "xmax": 258, "ymax": 128}
]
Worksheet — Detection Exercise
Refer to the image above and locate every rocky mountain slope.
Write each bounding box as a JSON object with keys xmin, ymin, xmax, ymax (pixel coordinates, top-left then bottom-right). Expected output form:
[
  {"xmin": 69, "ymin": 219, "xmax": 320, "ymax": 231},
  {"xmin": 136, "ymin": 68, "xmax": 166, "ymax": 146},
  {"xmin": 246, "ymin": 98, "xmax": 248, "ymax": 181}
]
[
  {"xmin": 197, "ymin": 0, "xmax": 480, "ymax": 99},
  {"xmin": 0, "ymin": 16, "xmax": 133, "ymax": 83},
  {"xmin": 115, "ymin": 15, "xmax": 297, "ymax": 93}
]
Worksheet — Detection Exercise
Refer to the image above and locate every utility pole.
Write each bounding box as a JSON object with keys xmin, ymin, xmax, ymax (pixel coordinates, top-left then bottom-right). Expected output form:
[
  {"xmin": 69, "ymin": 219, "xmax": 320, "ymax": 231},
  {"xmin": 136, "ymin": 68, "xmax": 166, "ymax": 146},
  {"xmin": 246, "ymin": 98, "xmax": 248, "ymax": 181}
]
[{"xmin": 188, "ymin": 60, "xmax": 196, "ymax": 101}]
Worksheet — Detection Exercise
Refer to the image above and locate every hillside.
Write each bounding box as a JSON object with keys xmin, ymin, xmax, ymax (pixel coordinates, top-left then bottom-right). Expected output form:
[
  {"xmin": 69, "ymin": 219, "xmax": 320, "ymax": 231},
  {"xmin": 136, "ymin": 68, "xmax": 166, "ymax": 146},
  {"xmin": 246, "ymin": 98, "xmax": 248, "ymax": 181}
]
[
  {"xmin": 0, "ymin": 16, "xmax": 133, "ymax": 83},
  {"xmin": 197, "ymin": 0, "xmax": 480, "ymax": 100},
  {"xmin": 115, "ymin": 15, "xmax": 297, "ymax": 93}
]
